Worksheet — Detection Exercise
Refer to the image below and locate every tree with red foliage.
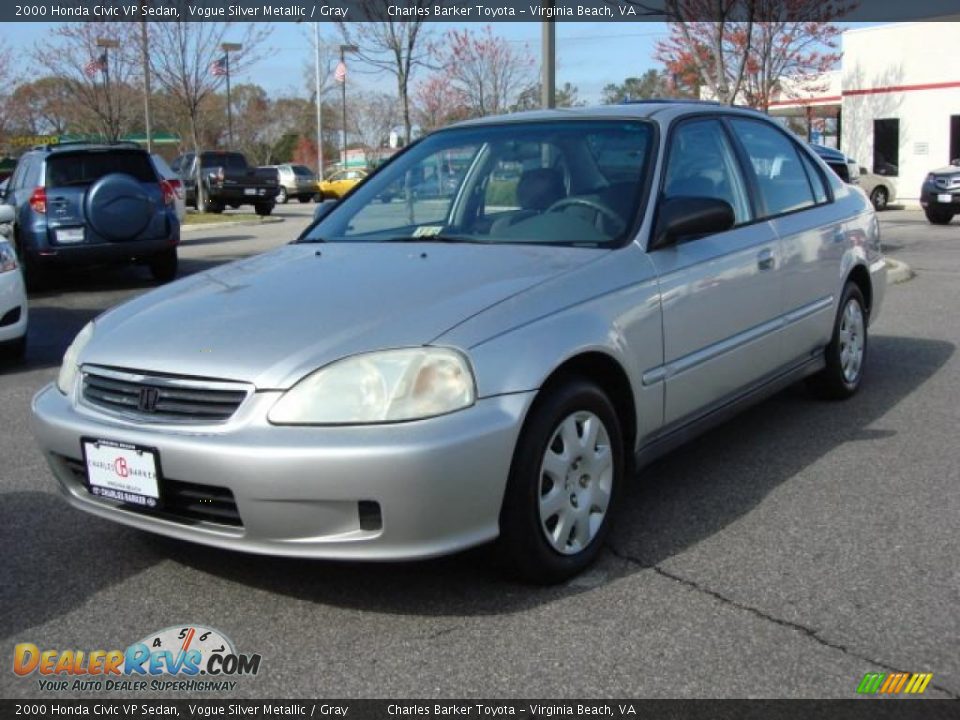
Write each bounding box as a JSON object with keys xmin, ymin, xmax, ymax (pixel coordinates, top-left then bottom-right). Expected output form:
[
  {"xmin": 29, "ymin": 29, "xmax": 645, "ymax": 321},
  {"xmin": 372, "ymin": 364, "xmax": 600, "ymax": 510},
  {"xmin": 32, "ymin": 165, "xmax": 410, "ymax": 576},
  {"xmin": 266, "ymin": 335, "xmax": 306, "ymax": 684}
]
[
  {"xmin": 433, "ymin": 26, "xmax": 535, "ymax": 118},
  {"xmin": 653, "ymin": 0, "xmax": 851, "ymax": 111},
  {"xmin": 412, "ymin": 74, "xmax": 470, "ymax": 133}
]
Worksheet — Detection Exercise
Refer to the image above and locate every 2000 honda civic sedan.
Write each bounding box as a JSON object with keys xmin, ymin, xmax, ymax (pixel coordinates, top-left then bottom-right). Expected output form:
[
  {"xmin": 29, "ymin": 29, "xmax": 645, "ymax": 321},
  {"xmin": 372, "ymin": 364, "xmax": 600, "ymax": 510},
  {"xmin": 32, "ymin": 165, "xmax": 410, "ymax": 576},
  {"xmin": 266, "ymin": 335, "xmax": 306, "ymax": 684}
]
[{"xmin": 32, "ymin": 102, "xmax": 886, "ymax": 583}]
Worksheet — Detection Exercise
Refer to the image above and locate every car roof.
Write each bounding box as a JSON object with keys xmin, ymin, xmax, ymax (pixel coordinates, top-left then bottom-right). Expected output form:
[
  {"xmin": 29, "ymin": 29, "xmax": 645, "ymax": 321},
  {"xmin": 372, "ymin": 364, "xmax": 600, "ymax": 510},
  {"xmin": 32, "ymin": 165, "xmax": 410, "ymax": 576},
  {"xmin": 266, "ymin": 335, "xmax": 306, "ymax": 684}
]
[
  {"xmin": 447, "ymin": 101, "xmax": 769, "ymax": 129},
  {"xmin": 32, "ymin": 141, "xmax": 147, "ymax": 156}
]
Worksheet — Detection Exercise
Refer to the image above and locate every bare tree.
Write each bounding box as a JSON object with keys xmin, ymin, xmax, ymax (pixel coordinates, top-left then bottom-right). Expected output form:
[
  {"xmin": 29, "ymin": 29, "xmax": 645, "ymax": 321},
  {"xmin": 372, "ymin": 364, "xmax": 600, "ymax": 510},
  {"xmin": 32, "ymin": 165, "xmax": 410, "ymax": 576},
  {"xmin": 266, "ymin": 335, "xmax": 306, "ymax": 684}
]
[
  {"xmin": 0, "ymin": 41, "xmax": 21, "ymax": 140},
  {"xmin": 337, "ymin": 15, "xmax": 431, "ymax": 146},
  {"xmin": 148, "ymin": 19, "xmax": 270, "ymax": 209},
  {"xmin": 434, "ymin": 26, "xmax": 535, "ymax": 117},
  {"xmin": 32, "ymin": 22, "xmax": 142, "ymax": 140},
  {"xmin": 349, "ymin": 91, "xmax": 399, "ymax": 166},
  {"xmin": 7, "ymin": 77, "xmax": 74, "ymax": 136}
]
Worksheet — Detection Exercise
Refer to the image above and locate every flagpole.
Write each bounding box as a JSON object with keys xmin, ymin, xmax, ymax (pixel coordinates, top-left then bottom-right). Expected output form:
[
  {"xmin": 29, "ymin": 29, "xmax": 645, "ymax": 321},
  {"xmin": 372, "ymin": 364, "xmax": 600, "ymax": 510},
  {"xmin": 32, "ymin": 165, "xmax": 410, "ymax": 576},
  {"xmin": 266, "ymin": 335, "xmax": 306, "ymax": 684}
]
[
  {"xmin": 314, "ymin": 22, "xmax": 324, "ymax": 180},
  {"xmin": 221, "ymin": 43, "xmax": 242, "ymax": 150},
  {"xmin": 338, "ymin": 44, "xmax": 357, "ymax": 169}
]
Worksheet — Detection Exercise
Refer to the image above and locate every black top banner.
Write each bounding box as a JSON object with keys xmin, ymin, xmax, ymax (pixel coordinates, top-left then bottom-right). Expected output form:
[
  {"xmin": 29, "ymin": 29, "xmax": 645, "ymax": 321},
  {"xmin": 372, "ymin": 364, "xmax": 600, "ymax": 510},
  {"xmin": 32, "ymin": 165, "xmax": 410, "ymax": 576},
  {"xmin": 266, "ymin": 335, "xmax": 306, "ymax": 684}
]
[{"xmin": 1, "ymin": 0, "xmax": 955, "ymax": 23}]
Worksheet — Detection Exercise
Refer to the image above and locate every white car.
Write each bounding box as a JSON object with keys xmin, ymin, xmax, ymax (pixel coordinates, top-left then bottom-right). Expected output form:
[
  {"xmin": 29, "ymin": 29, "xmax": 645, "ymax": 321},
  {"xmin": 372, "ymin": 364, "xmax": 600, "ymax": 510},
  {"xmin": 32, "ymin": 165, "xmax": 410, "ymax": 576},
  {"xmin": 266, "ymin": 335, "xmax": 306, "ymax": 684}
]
[
  {"xmin": 151, "ymin": 154, "xmax": 186, "ymax": 223},
  {"xmin": 0, "ymin": 204, "xmax": 27, "ymax": 360}
]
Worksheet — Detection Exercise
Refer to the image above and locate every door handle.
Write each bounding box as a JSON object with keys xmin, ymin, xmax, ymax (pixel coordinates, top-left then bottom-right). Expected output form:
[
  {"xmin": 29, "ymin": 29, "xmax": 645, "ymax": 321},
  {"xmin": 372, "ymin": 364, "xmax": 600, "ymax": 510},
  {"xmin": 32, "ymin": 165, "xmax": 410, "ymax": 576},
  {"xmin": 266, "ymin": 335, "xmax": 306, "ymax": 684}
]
[{"xmin": 757, "ymin": 249, "xmax": 775, "ymax": 271}]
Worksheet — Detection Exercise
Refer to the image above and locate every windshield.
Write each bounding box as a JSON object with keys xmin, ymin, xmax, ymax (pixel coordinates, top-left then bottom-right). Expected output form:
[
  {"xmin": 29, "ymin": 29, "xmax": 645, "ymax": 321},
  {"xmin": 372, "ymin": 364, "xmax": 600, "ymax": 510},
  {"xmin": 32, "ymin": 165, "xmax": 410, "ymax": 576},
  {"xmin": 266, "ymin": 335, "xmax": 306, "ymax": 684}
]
[{"xmin": 301, "ymin": 120, "xmax": 654, "ymax": 247}]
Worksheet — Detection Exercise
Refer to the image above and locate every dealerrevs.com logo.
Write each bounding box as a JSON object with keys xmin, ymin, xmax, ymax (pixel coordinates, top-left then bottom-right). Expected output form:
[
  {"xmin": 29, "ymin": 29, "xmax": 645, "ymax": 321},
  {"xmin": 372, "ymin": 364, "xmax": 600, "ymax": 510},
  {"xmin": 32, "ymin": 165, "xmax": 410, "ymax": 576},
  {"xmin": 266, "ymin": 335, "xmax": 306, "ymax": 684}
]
[{"xmin": 13, "ymin": 625, "xmax": 262, "ymax": 693}]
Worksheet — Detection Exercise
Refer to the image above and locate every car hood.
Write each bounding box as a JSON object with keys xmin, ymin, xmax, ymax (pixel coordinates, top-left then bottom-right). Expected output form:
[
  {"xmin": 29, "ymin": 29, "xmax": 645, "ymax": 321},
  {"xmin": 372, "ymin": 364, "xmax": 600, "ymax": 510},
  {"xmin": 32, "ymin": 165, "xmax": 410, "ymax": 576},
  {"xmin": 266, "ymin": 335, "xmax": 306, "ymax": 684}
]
[
  {"xmin": 928, "ymin": 166, "xmax": 960, "ymax": 177},
  {"xmin": 83, "ymin": 242, "xmax": 603, "ymax": 389}
]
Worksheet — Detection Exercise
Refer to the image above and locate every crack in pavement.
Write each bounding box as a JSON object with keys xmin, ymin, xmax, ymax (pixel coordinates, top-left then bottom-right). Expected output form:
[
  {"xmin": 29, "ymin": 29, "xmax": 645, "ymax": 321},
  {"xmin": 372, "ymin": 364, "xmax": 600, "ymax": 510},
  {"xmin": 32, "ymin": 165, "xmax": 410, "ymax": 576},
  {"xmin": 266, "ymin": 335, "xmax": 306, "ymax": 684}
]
[{"xmin": 605, "ymin": 544, "xmax": 960, "ymax": 699}]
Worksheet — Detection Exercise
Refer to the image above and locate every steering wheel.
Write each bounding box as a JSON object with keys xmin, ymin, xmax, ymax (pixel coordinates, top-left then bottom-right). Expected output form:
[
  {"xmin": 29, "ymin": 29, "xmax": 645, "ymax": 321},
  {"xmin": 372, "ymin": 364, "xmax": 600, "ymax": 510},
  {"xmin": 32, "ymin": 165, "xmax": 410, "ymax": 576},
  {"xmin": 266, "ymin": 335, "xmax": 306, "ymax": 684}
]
[{"xmin": 546, "ymin": 197, "xmax": 626, "ymax": 235}]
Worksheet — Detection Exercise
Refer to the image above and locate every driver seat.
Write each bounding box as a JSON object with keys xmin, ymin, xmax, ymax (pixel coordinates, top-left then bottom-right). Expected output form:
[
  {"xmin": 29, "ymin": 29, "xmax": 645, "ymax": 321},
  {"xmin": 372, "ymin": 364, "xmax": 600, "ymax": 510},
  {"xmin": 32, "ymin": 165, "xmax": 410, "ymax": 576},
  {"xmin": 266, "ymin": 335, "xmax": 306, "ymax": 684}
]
[{"xmin": 491, "ymin": 168, "xmax": 565, "ymax": 233}]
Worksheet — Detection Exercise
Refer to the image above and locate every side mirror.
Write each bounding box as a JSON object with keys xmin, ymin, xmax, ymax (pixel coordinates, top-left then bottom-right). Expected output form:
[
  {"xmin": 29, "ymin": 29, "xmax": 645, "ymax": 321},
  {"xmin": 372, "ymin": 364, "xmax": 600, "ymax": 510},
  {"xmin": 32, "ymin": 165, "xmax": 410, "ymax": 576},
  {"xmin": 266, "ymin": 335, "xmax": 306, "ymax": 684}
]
[
  {"xmin": 651, "ymin": 196, "xmax": 735, "ymax": 250},
  {"xmin": 313, "ymin": 198, "xmax": 338, "ymax": 222}
]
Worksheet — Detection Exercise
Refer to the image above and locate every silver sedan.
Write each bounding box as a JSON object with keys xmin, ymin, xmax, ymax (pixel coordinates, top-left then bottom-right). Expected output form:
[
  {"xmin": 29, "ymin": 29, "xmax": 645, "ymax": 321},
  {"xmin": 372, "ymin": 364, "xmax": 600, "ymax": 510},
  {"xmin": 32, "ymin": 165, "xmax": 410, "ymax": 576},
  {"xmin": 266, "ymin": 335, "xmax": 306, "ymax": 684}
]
[{"xmin": 32, "ymin": 103, "xmax": 886, "ymax": 583}]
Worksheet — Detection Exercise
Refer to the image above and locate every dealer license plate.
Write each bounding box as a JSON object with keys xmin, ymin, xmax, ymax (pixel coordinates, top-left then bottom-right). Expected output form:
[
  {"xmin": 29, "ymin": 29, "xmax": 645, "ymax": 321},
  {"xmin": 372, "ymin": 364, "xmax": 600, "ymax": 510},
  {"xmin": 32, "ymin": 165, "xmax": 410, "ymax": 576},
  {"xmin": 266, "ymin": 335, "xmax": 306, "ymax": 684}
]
[
  {"xmin": 244, "ymin": 188, "xmax": 257, "ymax": 196},
  {"xmin": 937, "ymin": 193, "xmax": 954, "ymax": 203},
  {"xmin": 83, "ymin": 438, "xmax": 160, "ymax": 507},
  {"xmin": 57, "ymin": 228, "xmax": 84, "ymax": 244}
]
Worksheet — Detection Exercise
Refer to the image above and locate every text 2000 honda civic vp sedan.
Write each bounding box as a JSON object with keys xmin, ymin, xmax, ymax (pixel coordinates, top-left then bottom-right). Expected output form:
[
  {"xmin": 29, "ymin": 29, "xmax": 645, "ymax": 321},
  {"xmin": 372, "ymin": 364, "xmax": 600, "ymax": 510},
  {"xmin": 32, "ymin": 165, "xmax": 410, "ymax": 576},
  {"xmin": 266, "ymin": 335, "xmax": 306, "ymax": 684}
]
[{"xmin": 32, "ymin": 103, "xmax": 886, "ymax": 583}]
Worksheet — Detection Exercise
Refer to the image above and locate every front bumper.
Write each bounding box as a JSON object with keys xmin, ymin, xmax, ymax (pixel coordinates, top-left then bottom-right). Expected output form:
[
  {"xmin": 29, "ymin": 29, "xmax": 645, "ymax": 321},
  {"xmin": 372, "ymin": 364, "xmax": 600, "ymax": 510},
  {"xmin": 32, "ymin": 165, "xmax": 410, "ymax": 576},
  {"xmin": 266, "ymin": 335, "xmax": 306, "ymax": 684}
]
[
  {"xmin": 920, "ymin": 187, "xmax": 960, "ymax": 210},
  {"xmin": 0, "ymin": 269, "xmax": 28, "ymax": 343},
  {"xmin": 31, "ymin": 384, "xmax": 533, "ymax": 560}
]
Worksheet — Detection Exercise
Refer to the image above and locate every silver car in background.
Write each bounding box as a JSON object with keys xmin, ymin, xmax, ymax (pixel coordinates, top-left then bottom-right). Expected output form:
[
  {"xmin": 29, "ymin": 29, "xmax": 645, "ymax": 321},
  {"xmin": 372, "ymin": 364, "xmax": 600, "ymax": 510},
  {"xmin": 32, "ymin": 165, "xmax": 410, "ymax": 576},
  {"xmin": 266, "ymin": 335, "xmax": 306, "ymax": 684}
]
[
  {"xmin": 32, "ymin": 103, "xmax": 886, "ymax": 583},
  {"xmin": 264, "ymin": 163, "xmax": 318, "ymax": 204}
]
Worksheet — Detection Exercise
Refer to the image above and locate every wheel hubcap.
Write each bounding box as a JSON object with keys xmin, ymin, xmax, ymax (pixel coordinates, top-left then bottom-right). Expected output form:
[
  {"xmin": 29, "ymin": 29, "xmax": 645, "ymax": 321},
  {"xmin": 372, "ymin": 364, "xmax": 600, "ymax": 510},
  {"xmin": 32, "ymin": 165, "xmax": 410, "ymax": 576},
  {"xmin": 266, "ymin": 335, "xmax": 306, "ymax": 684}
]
[
  {"xmin": 538, "ymin": 411, "xmax": 613, "ymax": 555},
  {"xmin": 839, "ymin": 298, "xmax": 865, "ymax": 383}
]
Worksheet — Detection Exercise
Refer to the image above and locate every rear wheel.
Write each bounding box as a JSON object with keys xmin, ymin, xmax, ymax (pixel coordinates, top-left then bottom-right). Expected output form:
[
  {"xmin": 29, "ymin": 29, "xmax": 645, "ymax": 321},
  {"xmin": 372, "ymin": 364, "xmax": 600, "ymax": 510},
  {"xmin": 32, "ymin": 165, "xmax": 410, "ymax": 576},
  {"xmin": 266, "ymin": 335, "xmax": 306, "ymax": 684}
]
[
  {"xmin": 277, "ymin": 187, "xmax": 288, "ymax": 204},
  {"xmin": 925, "ymin": 207, "xmax": 953, "ymax": 225},
  {"xmin": 496, "ymin": 378, "xmax": 624, "ymax": 584},
  {"xmin": 149, "ymin": 248, "xmax": 178, "ymax": 283},
  {"xmin": 254, "ymin": 203, "xmax": 273, "ymax": 217},
  {"xmin": 205, "ymin": 200, "xmax": 224, "ymax": 215},
  {"xmin": 807, "ymin": 282, "xmax": 868, "ymax": 400},
  {"xmin": 870, "ymin": 186, "xmax": 888, "ymax": 211}
]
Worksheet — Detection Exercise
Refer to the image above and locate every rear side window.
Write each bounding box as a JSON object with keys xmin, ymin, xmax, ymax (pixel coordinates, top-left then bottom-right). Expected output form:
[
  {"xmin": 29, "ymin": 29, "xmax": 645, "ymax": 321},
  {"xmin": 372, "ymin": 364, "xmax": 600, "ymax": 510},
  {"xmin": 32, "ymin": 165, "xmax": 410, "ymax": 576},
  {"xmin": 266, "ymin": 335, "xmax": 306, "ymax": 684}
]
[
  {"xmin": 729, "ymin": 119, "xmax": 816, "ymax": 216},
  {"xmin": 798, "ymin": 151, "xmax": 829, "ymax": 204},
  {"xmin": 293, "ymin": 165, "xmax": 314, "ymax": 177},
  {"xmin": 46, "ymin": 151, "xmax": 157, "ymax": 187},
  {"xmin": 201, "ymin": 152, "xmax": 247, "ymax": 170}
]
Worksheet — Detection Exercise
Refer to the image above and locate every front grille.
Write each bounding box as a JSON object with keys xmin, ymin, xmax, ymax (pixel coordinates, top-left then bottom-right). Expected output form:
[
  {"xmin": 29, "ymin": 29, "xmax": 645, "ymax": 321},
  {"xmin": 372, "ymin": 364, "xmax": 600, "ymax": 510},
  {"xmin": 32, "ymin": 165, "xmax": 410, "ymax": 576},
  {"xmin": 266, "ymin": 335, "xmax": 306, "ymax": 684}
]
[
  {"xmin": 934, "ymin": 175, "xmax": 960, "ymax": 190},
  {"xmin": 81, "ymin": 366, "xmax": 250, "ymax": 424},
  {"xmin": 60, "ymin": 455, "xmax": 243, "ymax": 527}
]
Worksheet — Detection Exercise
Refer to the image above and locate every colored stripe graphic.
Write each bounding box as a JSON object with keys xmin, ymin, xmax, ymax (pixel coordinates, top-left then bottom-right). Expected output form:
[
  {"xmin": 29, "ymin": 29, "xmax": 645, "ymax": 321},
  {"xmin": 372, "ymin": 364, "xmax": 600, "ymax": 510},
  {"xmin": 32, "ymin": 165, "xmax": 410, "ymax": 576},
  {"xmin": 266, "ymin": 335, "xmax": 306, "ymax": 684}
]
[{"xmin": 857, "ymin": 672, "xmax": 932, "ymax": 694}]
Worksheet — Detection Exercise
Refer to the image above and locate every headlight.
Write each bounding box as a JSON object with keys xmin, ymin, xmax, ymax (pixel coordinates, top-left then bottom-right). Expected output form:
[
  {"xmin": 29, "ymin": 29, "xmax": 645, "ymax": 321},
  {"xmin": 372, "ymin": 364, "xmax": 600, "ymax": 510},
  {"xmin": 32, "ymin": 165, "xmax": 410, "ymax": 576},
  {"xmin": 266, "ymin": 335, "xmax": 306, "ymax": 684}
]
[
  {"xmin": 926, "ymin": 173, "xmax": 935, "ymax": 184},
  {"xmin": 57, "ymin": 322, "xmax": 95, "ymax": 395},
  {"xmin": 0, "ymin": 241, "xmax": 17, "ymax": 273},
  {"xmin": 268, "ymin": 348, "xmax": 476, "ymax": 425}
]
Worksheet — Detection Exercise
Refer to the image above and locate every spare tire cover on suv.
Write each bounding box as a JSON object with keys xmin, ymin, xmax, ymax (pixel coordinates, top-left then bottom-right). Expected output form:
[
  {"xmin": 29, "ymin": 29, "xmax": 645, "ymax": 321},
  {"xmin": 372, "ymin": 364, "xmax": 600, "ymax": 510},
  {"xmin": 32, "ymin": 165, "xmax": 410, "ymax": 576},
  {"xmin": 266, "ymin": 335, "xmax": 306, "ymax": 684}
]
[{"xmin": 84, "ymin": 173, "xmax": 155, "ymax": 241}]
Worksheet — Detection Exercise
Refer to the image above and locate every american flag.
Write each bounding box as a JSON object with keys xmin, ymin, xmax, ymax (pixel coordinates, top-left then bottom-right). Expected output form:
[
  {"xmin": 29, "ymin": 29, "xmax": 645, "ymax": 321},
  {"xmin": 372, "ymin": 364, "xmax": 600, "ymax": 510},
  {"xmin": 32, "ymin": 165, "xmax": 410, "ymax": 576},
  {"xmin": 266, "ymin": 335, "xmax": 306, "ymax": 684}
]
[
  {"xmin": 334, "ymin": 61, "xmax": 346, "ymax": 84},
  {"xmin": 210, "ymin": 55, "xmax": 228, "ymax": 77},
  {"xmin": 84, "ymin": 52, "xmax": 107, "ymax": 78}
]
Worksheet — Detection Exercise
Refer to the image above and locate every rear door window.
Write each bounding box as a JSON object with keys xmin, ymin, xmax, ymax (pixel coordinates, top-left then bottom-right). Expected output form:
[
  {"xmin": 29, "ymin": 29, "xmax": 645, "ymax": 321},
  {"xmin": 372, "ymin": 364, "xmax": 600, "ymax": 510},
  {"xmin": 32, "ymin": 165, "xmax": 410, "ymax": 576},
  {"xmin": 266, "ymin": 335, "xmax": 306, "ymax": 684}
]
[
  {"xmin": 45, "ymin": 151, "xmax": 157, "ymax": 187},
  {"xmin": 729, "ymin": 119, "xmax": 817, "ymax": 216}
]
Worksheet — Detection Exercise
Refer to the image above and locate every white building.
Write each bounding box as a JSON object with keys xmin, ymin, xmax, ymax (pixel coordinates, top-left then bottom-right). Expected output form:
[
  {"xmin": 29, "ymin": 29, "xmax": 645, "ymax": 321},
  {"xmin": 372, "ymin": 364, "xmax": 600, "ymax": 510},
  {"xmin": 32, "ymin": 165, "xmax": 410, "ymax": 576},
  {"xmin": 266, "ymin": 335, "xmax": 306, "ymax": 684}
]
[{"xmin": 768, "ymin": 21, "xmax": 960, "ymax": 203}]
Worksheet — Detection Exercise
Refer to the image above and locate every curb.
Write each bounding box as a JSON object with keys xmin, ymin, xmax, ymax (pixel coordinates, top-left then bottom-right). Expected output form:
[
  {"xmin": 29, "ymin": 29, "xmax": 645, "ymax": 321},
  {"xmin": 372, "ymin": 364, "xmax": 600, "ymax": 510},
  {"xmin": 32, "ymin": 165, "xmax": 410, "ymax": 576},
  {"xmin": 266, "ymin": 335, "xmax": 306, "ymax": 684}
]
[
  {"xmin": 885, "ymin": 257, "xmax": 913, "ymax": 284},
  {"xmin": 180, "ymin": 216, "xmax": 285, "ymax": 233}
]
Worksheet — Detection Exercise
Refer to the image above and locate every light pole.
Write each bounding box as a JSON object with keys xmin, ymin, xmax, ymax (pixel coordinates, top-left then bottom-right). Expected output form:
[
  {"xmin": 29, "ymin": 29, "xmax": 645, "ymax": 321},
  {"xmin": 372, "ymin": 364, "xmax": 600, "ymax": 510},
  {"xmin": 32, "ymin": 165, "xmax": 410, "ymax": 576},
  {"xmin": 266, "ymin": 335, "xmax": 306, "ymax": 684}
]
[
  {"xmin": 96, "ymin": 38, "xmax": 120, "ymax": 141},
  {"xmin": 140, "ymin": 17, "xmax": 152, "ymax": 152},
  {"xmin": 221, "ymin": 42, "xmax": 242, "ymax": 149},
  {"xmin": 314, "ymin": 24, "xmax": 324, "ymax": 178},
  {"xmin": 541, "ymin": 13, "xmax": 555, "ymax": 109},
  {"xmin": 338, "ymin": 44, "xmax": 358, "ymax": 168}
]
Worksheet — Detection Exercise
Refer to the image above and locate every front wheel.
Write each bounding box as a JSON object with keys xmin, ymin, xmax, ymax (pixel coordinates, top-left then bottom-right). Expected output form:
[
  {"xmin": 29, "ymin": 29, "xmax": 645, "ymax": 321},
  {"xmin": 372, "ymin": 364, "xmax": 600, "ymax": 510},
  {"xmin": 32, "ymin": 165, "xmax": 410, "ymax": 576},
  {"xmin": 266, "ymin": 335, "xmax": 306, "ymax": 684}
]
[
  {"xmin": 277, "ymin": 187, "xmax": 288, "ymax": 204},
  {"xmin": 496, "ymin": 379, "xmax": 624, "ymax": 584},
  {"xmin": 807, "ymin": 283, "xmax": 868, "ymax": 400},
  {"xmin": 254, "ymin": 203, "xmax": 273, "ymax": 217},
  {"xmin": 925, "ymin": 207, "xmax": 953, "ymax": 225}
]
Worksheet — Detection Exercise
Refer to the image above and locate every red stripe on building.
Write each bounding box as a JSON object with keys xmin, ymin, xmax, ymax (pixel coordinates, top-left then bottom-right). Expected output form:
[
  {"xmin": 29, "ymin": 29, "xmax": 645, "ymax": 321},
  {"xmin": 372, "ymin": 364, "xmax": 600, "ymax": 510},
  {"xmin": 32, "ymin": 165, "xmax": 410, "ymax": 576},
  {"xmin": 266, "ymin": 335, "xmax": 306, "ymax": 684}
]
[
  {"xmin": 768, "ymin": 95, "xmax": 842, "ymax": 107},
  {"xmin": 843, "ymin": 80, "xmax": 960, "ymax": 97}
]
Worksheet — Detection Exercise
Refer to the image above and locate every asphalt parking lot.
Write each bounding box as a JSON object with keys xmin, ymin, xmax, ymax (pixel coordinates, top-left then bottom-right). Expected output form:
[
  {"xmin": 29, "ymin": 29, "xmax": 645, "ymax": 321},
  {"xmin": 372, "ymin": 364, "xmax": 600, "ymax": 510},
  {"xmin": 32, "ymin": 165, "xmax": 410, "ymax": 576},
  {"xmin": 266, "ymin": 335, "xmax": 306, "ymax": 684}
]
[{"xmin": 1, "ymin": 204, "xmax": 958, "ymax": 699}]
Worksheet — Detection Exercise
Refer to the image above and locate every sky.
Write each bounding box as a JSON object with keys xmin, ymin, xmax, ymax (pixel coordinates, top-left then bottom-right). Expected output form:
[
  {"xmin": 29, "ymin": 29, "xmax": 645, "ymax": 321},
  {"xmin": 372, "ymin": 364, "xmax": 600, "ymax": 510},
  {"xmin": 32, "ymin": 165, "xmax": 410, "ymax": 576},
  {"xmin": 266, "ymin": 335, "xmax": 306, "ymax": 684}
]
[{"xmin": 1, "ymin": 20, "xmax": 894, "ymax": 106}]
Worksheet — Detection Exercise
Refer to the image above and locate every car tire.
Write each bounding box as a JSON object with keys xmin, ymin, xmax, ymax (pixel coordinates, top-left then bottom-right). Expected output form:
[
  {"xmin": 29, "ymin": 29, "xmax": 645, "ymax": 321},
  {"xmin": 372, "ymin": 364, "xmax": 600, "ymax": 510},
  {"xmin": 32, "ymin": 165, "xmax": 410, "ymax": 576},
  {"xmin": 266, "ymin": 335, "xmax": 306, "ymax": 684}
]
[
  {"xmin": 496, "ymin": 378, "xmax": 624, "ymax": 584},
  {"xmin": 149, "ymin": 249, "xmax": 178, "ymax": 283},
  {"xmin": 0, "ymin": 335, "xmax": 26, "ymax": 362},
  {"xmin": 312, "ymin": 193, "xmax": 323, "ymax": 203},
  {"xmin": 205, "ymin": 200, "xmax": 224, "ymax": 215},
  {"xmin": 925, "ymin": 207, "xmax": 953, "ymax": 225},
  {"xmin": 870, "ymin": 187, "xmax": 888, "ymax": 211},
  {"xmin": 298, "ymin": 196, "xmax": 310, "ymax": 204},
  {"xmin": 807, "ymin": 282, "xmax": 868, "ymax": 400},
  {"xmin": 229, "ymin": 203, "xmax": 241, "ymax": 209},
  {"xmin": 254, "ymin": 203, "xmax": 273, "ymax": 217},
  {"xmin": 277, "ymin": 187, "xmax": 288, "ymax": 204}
]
